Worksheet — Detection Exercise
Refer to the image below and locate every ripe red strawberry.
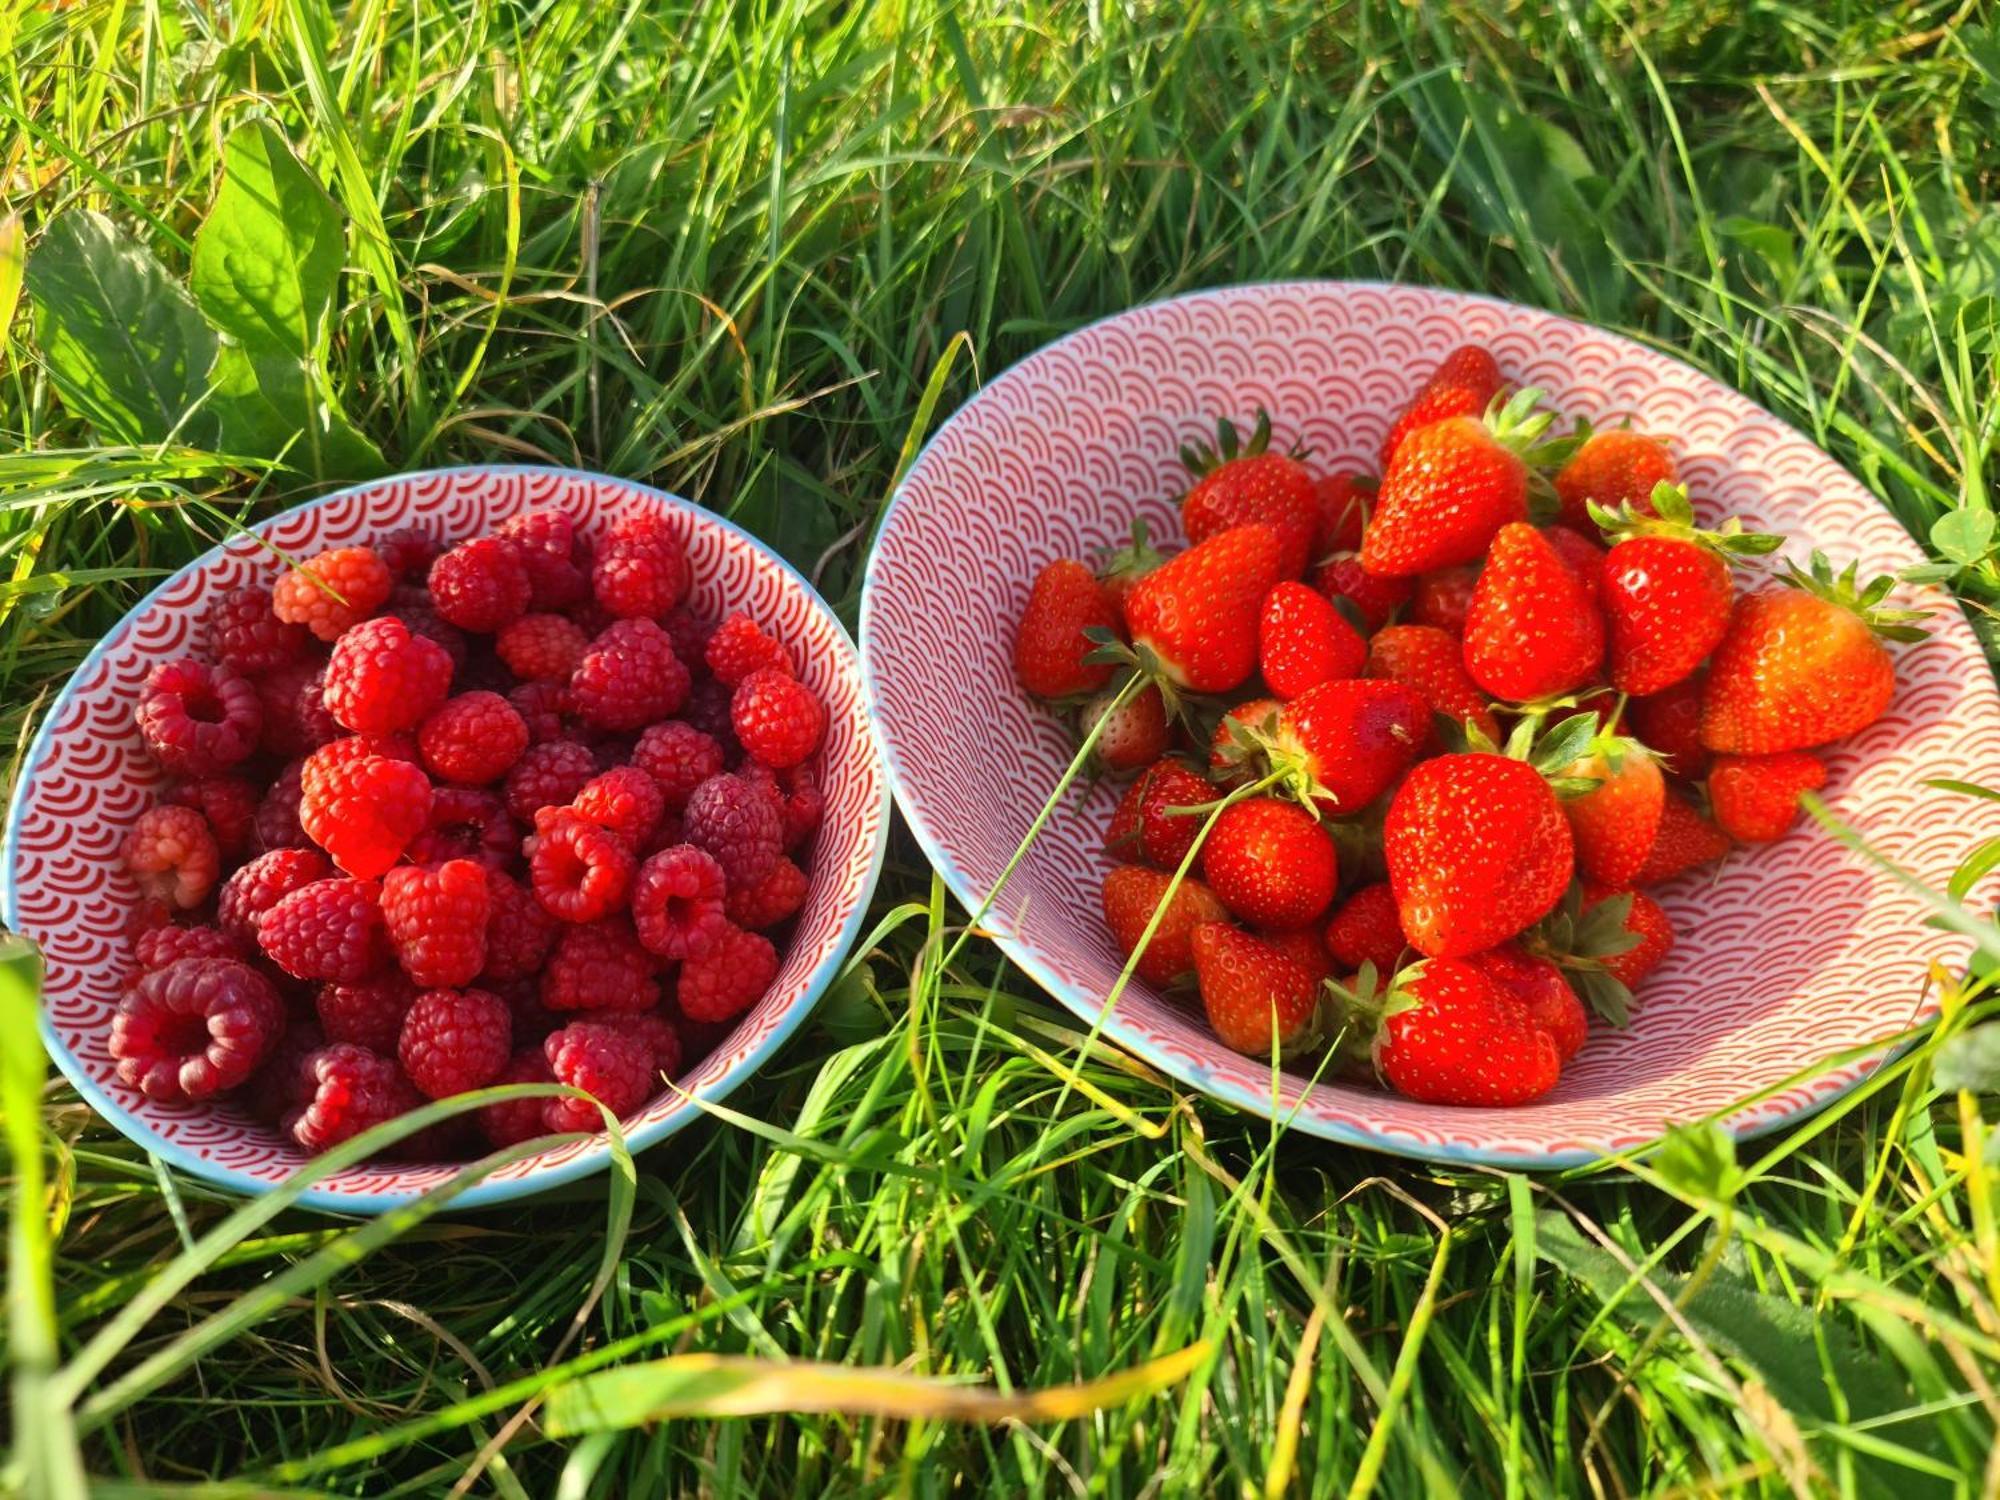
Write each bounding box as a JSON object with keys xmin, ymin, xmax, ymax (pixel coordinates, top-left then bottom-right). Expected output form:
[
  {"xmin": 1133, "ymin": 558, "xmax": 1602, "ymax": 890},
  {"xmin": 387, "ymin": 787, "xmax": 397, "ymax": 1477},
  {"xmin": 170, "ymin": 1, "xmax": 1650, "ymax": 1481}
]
[
  {"xmin": 1707, "ymin": 751, "xmax": 1827, "ymax": 842},
  {"xmin": 1629, "ymin": 674, "xmax": 1711, "ymax": 778},
  {"xmin": 1264, "ymin": 926, "xmax": 1337, "ymax": 986},
  {"xmin": 1101, "ymin": 867, "xmax": 1228, "ymax": 988},
  {"xmin": 1372, "ymin": 957, "xmax": 1561, "ymax": 1105},
  {"xmin": 1384, "ymin": 753, "xmax": 1573, "ymax": 958},
  {"xmin": 1411, "ymin": 565, "xmax": 1478, "ymax": 635},
  {"xmin": 1312, "ymin": 552, "xmax": 1414, "ymax": 631},
  {"xmin": 1700, "ymin": 554, "xmax": 1925, "ymax": 753},
  {"xmin": 1105, "ymin": 758, "xmax": 1214, "ymax": 870},
  {"xmin": 1582, "ymin": 884, "xmax": 1674, "ymax": 989},
  {"xmin": 1209, "ymin": 697, "xmax": 1282, "ymax": 787},
  {"xmin": 1313, "ymin": 473, "xmax": 1373, "ymax": 556},
  {"xmin": 1364, "ymin": 624, "xmax": 1498, "ymax": 742},
  {"xmin": 1323, "ymin": 881, "xmax": 1406, "ymax": 973},
  {"xmin": 1559, "ymin": 736, "xmax": 1665, "ymax": 890},
  {"xmin": 1471, "ymin": 944, "xmax": 1588, "ymax": 1063},
  {"xmin": 1635, "ymin": 794, "xmax": 1732, "ymax": 885},
  {"xmin": 1267, "ymin": 678, "xmax": 1431, "ymax": 814},
  {"xmin": 1190, "ymin": 922, "xmax": 1324, "ymax": 1055},
  {"xmin": 1541, "ymin": 525, "xmax": 1606, "ymax": 605},
  {"xmin": 1124, "ymin": 524, "xmax": 1285, "ymax": 694},
  {"xmin": 1015, "ymin": 559, "xmax": 1121, "ymax": 699},
  {"xmin": 1258, "ymin": 581, "xmax": 1367, "ymax": 698},
  {"xmin": 1463, "ymin": 523, "xmax": 1605, "ymax": 703},
  {"xmin": 1081, "ymin": 683, "xmax": 1170, "ymax": 773},
  {"xmin": 1378, "ymin": 344, "xmax": 1501, "ymax": 468},
  {"xmin": 1202, "ymin": 797, "xmax": 1338, "ymax": 929},
  {"xmin": 1553, "ymin": 429, "xmax": 1677, "ymax": 531},
  {"xmin": 1180, "ymin": 413, "xmax": 1319, "ymax": 579}
]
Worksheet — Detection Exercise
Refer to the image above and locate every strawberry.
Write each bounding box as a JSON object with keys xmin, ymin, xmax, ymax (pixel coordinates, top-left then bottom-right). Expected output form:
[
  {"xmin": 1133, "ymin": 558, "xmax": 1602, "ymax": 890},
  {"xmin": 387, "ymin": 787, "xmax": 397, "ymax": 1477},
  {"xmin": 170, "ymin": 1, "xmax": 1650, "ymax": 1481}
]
[
  {"xmin": 1314, "ymin": 473, "xmax": 1373, "ymax": 556},
  {"xmin": 1096, "ymin": 518, "xmax": 1165, "ymax": 616},
  {"xmin": 1362, "ymin": 389, "xmax": 1569, "ymax": 577},
  {"xmin": 1365, "ymin": 624, "xmax": 1498, "ymax": 742},
  {"xmin": 1635, "ymin": 794, "xmax": 1731, "ymax": 885},
  {"xmin": 1267, "ymin": 679, "xmax": 1432, "ymax": 814},
  {"xmin": 1368, "ymin": 957, "xmax": 1561, "ymax": 1105},
  {"xmin": 1463, "ymin": 522, "xmax": 1605, "ymax": 703},
  {"xmin": 1707, "ymin": 751, "xmax": 1826, "ymax": 843},
  {"xmin": 1259, "ymin": 581, "xmax": 1367, "ymax": 698},
  {"xmin": 1105, "ymin": 758, "xmax": 1216, "ymax": 869},
  {"xmin": 1265, "ymin": 925, "xmax": 1338, "ymax": 986},
  {"xmin": 1014, "ymin": 559, "xmax": 1121, "ymax": 699},
  {"xmin": 1553, "ymin": 429, "xmax": 1677, "ymax": 531},
  {"xmin": 1102, "ymin": 867, "xmax": 1229, "ymax": 988},
  {"xmin": 1383, "ymin": 752, "xmax": 1574, "ymax": 958},
  {"xmin": 1209, "ymin": 697, "xmax": 1282, "ymax": 787},
  {"xmin": 1582, "ymin": 884, "xmax": 1674, "ymax": 990},
  {"xmin": 1378, "ymin": 344, "xmax": 1502, "ymax": 468},
  {"xmin": 1700, "ymin": 553, "xmax": 1925, "ymax": 753},
  {"xmin": 1411, "ymin": 565, "xmax": 1479, "ymax": 635},
  {"xmin": 1556, "ymin": 731, "xmax": 1665, "ymax": 890},
  {"xmin": 1202, "ymin": 797, "xmax": 1338, "ymax": 929},
  {"xmin": 1313, "ymin": 552, "xmax": 1414, "ymax": 631},
  {"xmin": 1191, "ymin": 922, "xmax": 1325, "ymax": 1055},
  {"xmin": 1541, "ymin": 525, "xmax": 1606, "ymax": 605},
  {"xmin": 1180, "ymin": 413, "xmax": 1319, "ymax": 580},
  {"xmin": 1630, "ymin": 674, "xmax": 1711, "ymax": 778},
  {"xmin": 1323, "ymin": 881, "xmax": 1407, "ymax": 973},
  {"xmin": 1081, "ymin": 684, "xmax": 1169, "ymax": 773},
  {"xmin": 1123, "ymin": 524, "xmax": 1285, "ymax": 695},
  {"xmin": 1471, "ymin": 944, "xmax": 1588, "ymax": 1063},
  {"xmin": 1524, "ymin": 884, "xmax": 1656, "ymax": 1022}
]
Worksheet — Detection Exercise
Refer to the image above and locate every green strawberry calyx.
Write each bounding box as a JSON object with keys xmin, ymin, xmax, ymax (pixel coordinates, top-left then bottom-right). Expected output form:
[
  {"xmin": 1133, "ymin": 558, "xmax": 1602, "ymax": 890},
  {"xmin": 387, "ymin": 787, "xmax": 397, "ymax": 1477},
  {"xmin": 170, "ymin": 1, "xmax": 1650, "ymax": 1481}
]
[
  {"xmin": 1179, "ymin": 407, "xmax": 1314, "ymax": 478},
  {"xmin": 1081, "ymin": 632, "xmax": 1201, "ymax": 727},
  {"xmin": 1587, "ymin": 482, "xmax": 1784, "ymax": 561},
  {"xmin": 1095, "ymin": 516, "xmax": 1166, "ymax": 593},
  {"xmin": 1485, "ymin": 386, "xmax": 1586, "ymax": 474},
  {"xmin": 1522, "ymin": 884, "xmax": 1639, "ymax": 1025},
  {"xmin": 1325, "ymin": 959, "xmax": 1423, "ymax": 1072},
  {"xmin": 1779, "ymin": 550, "xmax": 1931, "ymax": 643},
  {"xmin": 1465, "ymin": 707, "xmax": 1634, "ymax": 799}
]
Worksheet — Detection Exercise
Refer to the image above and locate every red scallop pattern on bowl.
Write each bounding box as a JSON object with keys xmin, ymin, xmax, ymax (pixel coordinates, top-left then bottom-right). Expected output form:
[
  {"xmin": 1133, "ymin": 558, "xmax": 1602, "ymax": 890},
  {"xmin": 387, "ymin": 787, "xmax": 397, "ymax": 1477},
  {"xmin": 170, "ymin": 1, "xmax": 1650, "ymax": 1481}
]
[
  {"xmin": 860, "ymin": 281, "xmax": 2000, "ymax": 1166},
  {"xmin": 4, "ymin": 466, "xmax": 889, "ymax": 1212}
]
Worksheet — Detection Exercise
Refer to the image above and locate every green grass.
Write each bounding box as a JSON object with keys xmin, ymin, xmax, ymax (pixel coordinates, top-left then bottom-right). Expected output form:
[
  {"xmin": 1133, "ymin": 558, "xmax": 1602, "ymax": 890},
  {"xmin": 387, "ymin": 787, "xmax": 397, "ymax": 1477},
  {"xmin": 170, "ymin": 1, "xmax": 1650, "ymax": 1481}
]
[{"xmin": 6, "ymin": 0, "xmax": 2000, "ymax": 1494}]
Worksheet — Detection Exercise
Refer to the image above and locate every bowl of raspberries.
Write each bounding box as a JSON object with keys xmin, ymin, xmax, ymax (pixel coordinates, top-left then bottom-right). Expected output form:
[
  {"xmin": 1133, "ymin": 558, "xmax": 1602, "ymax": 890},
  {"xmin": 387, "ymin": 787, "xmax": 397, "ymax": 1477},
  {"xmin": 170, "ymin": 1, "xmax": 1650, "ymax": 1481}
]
[
  {"xmin": 861, "ymin": 282, "xmax": 2000, "ymax": 1166},
  {"xmin": 4, "ymin": 466, "xmax": 888, "ymax": 1211}
]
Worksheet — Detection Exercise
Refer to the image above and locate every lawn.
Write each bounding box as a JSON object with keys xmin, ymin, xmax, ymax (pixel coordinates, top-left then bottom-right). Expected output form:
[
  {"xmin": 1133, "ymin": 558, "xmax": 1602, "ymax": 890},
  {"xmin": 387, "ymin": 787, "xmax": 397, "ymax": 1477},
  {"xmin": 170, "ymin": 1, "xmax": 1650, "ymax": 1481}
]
[{"xmin": 6, "ymin": 0, "xmax": 2000, "ymax": 1495}]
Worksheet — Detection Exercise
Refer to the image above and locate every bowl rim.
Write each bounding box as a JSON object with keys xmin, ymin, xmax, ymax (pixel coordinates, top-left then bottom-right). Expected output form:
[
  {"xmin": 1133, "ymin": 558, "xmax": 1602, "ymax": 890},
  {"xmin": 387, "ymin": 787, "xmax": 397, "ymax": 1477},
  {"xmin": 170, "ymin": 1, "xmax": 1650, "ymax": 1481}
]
[
  {"xmin": 858, "ymin": 278, "xmax": 1940, "ymax": 1169},
  {"xmin": 4, "ymin": 462, "xmax": 892, "ymax": 1214}
]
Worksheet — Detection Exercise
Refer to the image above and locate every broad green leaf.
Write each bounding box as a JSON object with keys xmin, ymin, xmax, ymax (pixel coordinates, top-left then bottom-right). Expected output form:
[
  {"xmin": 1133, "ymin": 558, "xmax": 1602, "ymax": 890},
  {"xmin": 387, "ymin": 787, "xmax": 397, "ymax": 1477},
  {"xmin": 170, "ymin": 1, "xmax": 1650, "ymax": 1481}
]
[
  {"xmin": 1930, "ymin": 509, "xmax": 1994, "ymax": 567},
  {"xmin": 0, "ymin": 214, "xmax": 24, "ymax": 360},
  {"xmin": 25, "ymin": 210, "xmax": 217, "ymax": 445},
  {"xmin": 209, "ymin": 343, "xmax": 382, "ymax": 481},
  {"xmin": 1718, "ymin": 216, "xmax": 1797, "ymax": 285},
  {"xmin": 191, "ymin": 120, "xmax": 344, "ymax": 357},
  {"xmin": 1934, "ymin": 1024, "xmax": 2000, "ymax": 1094},
  {"xmin": 1651, "ymin": 1120, "xmax": 1741, "ymax": 1204}
]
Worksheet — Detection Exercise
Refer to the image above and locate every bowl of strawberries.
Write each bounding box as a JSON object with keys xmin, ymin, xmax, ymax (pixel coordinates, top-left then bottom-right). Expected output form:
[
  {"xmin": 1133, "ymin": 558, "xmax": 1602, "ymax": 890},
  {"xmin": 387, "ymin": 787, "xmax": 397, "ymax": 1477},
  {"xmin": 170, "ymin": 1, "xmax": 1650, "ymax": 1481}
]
[
  {"xmin": 861, "ymin": 281, "xmax": 2000, "ymax": 1165},
  {"xmin": 4, "ymin": 466, "xmax": 889, "ymax": 1211}
]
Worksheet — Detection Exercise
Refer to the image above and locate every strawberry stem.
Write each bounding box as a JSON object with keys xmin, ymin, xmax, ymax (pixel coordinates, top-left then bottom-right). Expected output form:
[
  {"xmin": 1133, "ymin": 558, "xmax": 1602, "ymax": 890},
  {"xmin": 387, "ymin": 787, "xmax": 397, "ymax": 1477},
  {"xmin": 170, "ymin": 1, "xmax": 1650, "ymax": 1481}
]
[{"xmin": 1587, "ymin": 482, "xmax": 1784, "ymax": 561}]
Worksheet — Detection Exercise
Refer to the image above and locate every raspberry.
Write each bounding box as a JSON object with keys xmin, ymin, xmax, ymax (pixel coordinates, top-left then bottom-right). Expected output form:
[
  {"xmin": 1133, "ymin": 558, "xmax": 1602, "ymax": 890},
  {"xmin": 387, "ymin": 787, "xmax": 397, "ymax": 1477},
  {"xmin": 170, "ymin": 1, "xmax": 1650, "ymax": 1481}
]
[
  {"xmin": 255, "ymin": 657, "xmax": 337, "ymax": 757},
  {"xmin": 245, "ymin": 1017, "xmax": 324, "ymax": 1122},
  {"xmin": 300, "ymin": 737, "xmax": 433, "ymax": 878},
  {"xmin": 529, "ymin": 810, "xmax": 636, "ymax": 923},
  {"xmin": 593, "ymin": 538, "xmax": 690, "ymax": 619},
  {"xmin": 540, "ymin": 919, "xmax": 659, "ymax": 1013},
  {"xmin": 776, "ymin": 763, "xmax": 824, "ymax": 850},
  {"xmin": 316, "ymin": 972, "xmax": 416, "ymax": 1053},
  {"xmin": 571, "ymin": 767, "xmax": 665, "ymax": 850},
  {"xmin": 503, "ymin": 740, "xmax": 598, "ymax": 823},
  {"xmin": 725, "ymin": 857, "xmax": 808, "ymax": 931},
  {"xmin": 257, "ymin": 878, "xmax": 388, "ymax": 983},
  {"xmin": 272, "ymin": 547, "xmax": 393, "ymax": 642},
  {"xmin": 480, "ymin": 871, "xmax": 560, "ymax": 982},
  {"xmin": 254, "ymin": 761, "xmax": 310, "ymax": 851},
  {"xmin": 542, "ymin": 1022, "xmax": 654, "ymax": 1132},
  {"xmin": 682, "ymin": 773, "xmax": 782, "ymax": 889},
  {"xmin": 704, "ymin": 612, "xmax": 792, "ymax": 686},
  {"xmin": 398, "ymin": 987, "xmax": 511, "ymax": 1099},
  {"xmin": 417, "ymin": 692, "xmax": 528, "ymax": 786},
  {"xmin": 111, "ymin": 957, "xmax": 283, "ymax": 1101},
  {"xmin": 136, "ymin": 658, "xmax": 261, "ymax": 775},
  {"xmin": 501, "ymin": 509, "xmax": 590, "ymax": 611},
  {"xmin": 477, "ymin": 1047, "xmax": 556, "ymax": 1148},
  {"xmin": 497, "ymin": 506, "xmax": 575, "ymax": 559},
  {"xmin": 207, "ymin": 587, "xmax": 309, "ymax": 675},
  {"xmin": 289, "ymin": 1043, "xmax": 412, "ymax": 1151},
  {"xmin": 166, "ymin": 776, "xmax": 260, "ymax": 859},
  {"xmin": 631, "ymin": 845, "xmax": 729, "ymax": 959},
  {"xmin": 324, "ymin": 616, "xmax": 455, "ymax": 734},
  {"xmin": 570, "ymin": 619, "xmax": 689, "ymax": 731},
  {"xmin": 490, "ymin": 976, "xmax": 564, "ymax": 1043},
  {"xmin": 606, "ymin": 508, "xmax": 678, "ymax": 549},
  {"xmin": 730, "ymin": 670, "xmax": 826, "ymax": 770},
  {"xmin": 630, "ymin": 721, "xmax": 725, "ymax": 811},
  {"xmin": 220, "ymin": 847, "xmax": 332, "ymax": 940},
  {"xmin": 430, "ymin": 537, "xmax": 531, "ymax": 633},
  {"xmin": 382, "ymin": 859, "xmax": 490, "ymax": 987},
  {"xmin": 407, "ymin": 787, "xmax": 517, "ymax": 872},
  {"xmin": 496, "ymin": 613, "xmax": 588, "ymax": 682},
  {"xmin": 374, "ymin": 526, "xmax": 442, "ymax": 579},
  {"xmin": 508, "ymin": 680, "xmax": 573, "ymax": 744},
  {"xmin": 122, "ymin": 805, "xmax": 222, "ymax": 910},
  {"xmin": 605, "ymin": 1010, "xmax": 682, "ymax": 1077},
  {"xmin": 132, "ymin": 924, "xmax": 244, "ymax": 975},
  {"xmin": 385, "ymin": 585, "xmax": 470, "ymax": 669},
  {"xmin": 676, "ymin": 925, "xmax": 779, "ymax": 1022},
  {"xmin": 660, "ymin": 608, "xmax": 714, "ymax": 669},
  {"xmin": 682, "ymin": 675, "xmax": 738, "ymax": 748}
]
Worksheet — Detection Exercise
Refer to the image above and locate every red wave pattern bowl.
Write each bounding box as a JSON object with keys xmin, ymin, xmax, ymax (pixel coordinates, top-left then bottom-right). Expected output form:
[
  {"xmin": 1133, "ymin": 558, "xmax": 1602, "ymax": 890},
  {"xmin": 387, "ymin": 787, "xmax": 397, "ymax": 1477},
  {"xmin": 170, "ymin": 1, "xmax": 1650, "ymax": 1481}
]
[
  {"xmin": 4, "ymin": 466, "xmax": 889, "ymax": 1212},
  {"xmin": 860, "ymin": 281, "xmax": 2000, "ymax": 1166}
]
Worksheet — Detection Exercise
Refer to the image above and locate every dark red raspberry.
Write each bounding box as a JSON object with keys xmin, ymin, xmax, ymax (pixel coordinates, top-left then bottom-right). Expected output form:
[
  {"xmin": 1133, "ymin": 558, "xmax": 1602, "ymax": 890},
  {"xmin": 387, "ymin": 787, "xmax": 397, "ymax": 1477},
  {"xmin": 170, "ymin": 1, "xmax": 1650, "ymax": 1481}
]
[
  {"xmin": 272, "ymin": 547, "xmax": 393, "ymax": 642},
  {"xmin": 497, "ymin": 506, "xmax": 575, "ymax": 559},
  {"xmin": 382, "ymin": 859, "xmax": 490, "ymax": 987},
  {"xmin": 385, "ymin": 584, "xmax": 470, "ymax": 669},
  {"xmin": 496, "ymin": 613, "xmax": 588, "ymax": 682},
  {"xmin": 503, "ymin": 739, "xmax": 598, "ymax": 823},
  {"xmin": 374, "ymin": 526, "xmax": 443, "ymax": 580},
  {"xmin": 592, "ymin": 538, "xmax": 690, "ymax": 619},
  {"xmin": 643, "ymin": 808, "xmax": 687, "ymax": 855},
  {"xmin": 776, "ymin": 763, "xmax": 824, "ymax": 850},
  {"xmin": 605, "ymin": 1010, "xmax": 682, "ymax": 1077},
  {"xmin": 316, "ymin": 972, "xmax": 416, "ymax": 1053},
  {"xmin": 254, "ymin": 762, "xmax": 310, "ymax": 851},
  {"xmin": 540, "ymin": 919, "xmax": 659, "ymax": 1013},
  {"xmin": 430, "ymin": 537, "xmax": 531, "ymax": 633},
  {"xmin": 571, "ymin": 767, "xmax": 665, "ymax": 850},
  {"xmin": 529, "ymin": 810, "xmax": 635, "ymax": 923},
  {"xmin": 323, "ymin": 616, "xmax": 455, "ymax": 734},
  {"xmin": 136, "ymin": 658, "xmax": 262, "ymax": 774},
  {"xmin": 245, "ymin": 1017, "xmax": 324, "ymax": 1123},
  {"xmin": 122, "ymin": 805, "xmax": 222, "ymax": 910},
  {"xmin": 289, "ymin": 1043, "xmax": 412, "ymax": 1151},
  {"xmin": 407, "ymin": 787, "xmax": 516, "ymax": 872},
  {"xmin": 660, "ymin": 608, "xmax": 714, "ymax": 670},
  {"xmin": 631, "ymin": 845, "xmax": 729, "ymax": 960},
  {"xmin": 489, "ymin": 976, "xmax": 564, "ymax": 1043},
  {"xmin": 725, "ymin": 857, "xmax": 808, "ymax": 931},
  {"xmin": 398, "ymin": 987, "xmax": 511, "ymax": 1099},
  {"xmin": 570, "ymin": 619, "xmax": 689, "ymax": 731},
  {"xmin": 502, "ymin": 510, "xmax": 590, "ymax": 611},
  {"xmin": 630, "ymin": 721, "xmax": 725, "ymax": 811},
  {"xmin": 508, "ymin": 680, "xmax": 573, "ymax": 744},
  {"xmin": 477, "ymin": 1047, "xmax": 556, "ymax": 1147},
  {"xmin": 166, "ymin": 776, "xmax": 259, "ymax": 860},
  {"xmin": 300, "ymin": 737, "xmax": 433, "ymax": 878},
  {"xmin": 730, "ymin": 669, "xmax": 826, "ymax": 770},
  {"xmin": 682, "ymin": 772, "xmax": 782, "ymax": 889},
  {"xmin": 676, "ymin": 925, "xmax": 779, "ymax": 1022},
  {"xmin": 682, "ymin": 675, "xmax": 738, "ymax": 749},
  {"xmin": 112, "ymin": 957, "xmax": 283, "ymax": 1101},
  {"xmin": 480, "ymin": 871, "xmax": 560, "ymax": 982},
  {"xmin": 417, "ymin": 692, "xmax": 528, "ymax": 786},
  {"xmin": 220, "ymin": 846, "xmax": 332, "ymax": 940},
  {"xmin": 132, "ymin": 923, "xmax": 244, "ymax": 975},
  {"xmin": 704, "ymin": 612, "xmax": 792, "ymax": 686},
  {"xmin": 255, "ymin": 657, "xmax": 338, "ymax": 757},
  {"xmin": 542, "ymin": 1022, "xmax": 654, "ymax": 1132},
  {"xmin": 257, "ymin": 877, "xmax": 388, "ymax": 983},
  {"xmin": 208, "ymin": 587, "xmax": 309, "ymax": 675}
]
